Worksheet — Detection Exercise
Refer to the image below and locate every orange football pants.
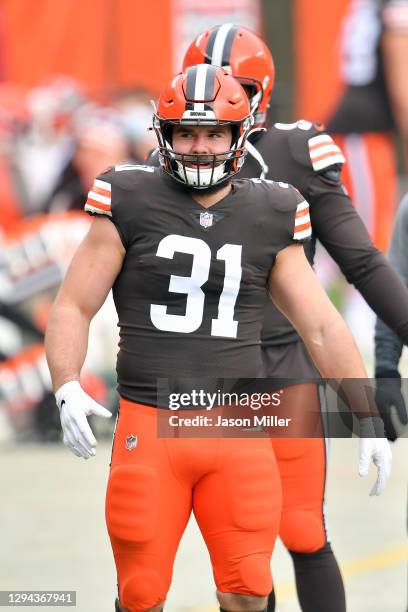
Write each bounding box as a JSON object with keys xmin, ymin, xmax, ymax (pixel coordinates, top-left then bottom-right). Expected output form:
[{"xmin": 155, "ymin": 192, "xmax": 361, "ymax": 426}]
[
  {"xmin": 333, "ymin": 132, "xmax": 398, "ymax": 252},
  {"xmin": 268, "ymin": 383, "xmax": 328, "ymax": 554},
  {"xmin": 105, "ymin": 399, "xmax": 282, "ymax": 612}
]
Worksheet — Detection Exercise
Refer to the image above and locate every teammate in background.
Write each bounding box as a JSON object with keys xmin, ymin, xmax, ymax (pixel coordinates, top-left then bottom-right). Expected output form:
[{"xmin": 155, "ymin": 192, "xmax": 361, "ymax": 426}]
[
  {"xmin": 328, "ymin": 0, "xmax": 408, "ymax": 252},
  {"xmin": 375, "ymin": 193, "xmax": 408, "ymax": 441},
  {"xmin": 45, "ymin": 65, "xmax": 390, "ymax": 612},
  {"xmin": 182, "ymin": 24, "xmax": 408, "ymax": 612}
]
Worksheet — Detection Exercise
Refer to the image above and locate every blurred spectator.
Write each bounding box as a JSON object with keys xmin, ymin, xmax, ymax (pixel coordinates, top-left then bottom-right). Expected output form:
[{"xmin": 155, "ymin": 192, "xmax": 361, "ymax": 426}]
[
  {"xmin": 112, "ymin": 88, "xmax": 157, "ymax": 161},
  {"xmin": 0, "ymin": 82, "xmax": 29, "ymax": 233},
  {"xmin": 13, "ymin": 76, "xmax": 87, "ymax": 216},
  {"xmin": 45, "ymin": 109, "xmax": 128, "ymax": 213},
  {"xmin": 328, "ymin": 0, "xmax": 408, "ymax": 252}
]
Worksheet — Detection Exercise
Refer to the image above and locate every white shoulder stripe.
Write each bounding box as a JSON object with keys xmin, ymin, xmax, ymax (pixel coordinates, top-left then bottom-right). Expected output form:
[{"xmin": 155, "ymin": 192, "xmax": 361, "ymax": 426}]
[
  {"xmin": 296, "ymin": 200, "xmax": 309, "ymax": 213},
  {"xmin": 94, "ymin": 179, "xmax": 111, "ymax": 191},
  {"xmin": 294, "ymin": 227, "xmax": 312, "ymax": 240},
  {"xmin": 114, "ymin": 164, "xmax": 155, "ymax": 172},
  {"xmin": 309, "ymin": 134, "xmax": 333, "ymax": 146},
  {"xmin": 295, "ymin": 213, "xmax": 310, "ymax": 227},
  {"xmin": 88, "ymin": 191, "xmax": 111, "ymax": 205},
  {"xmin": 312, "ymin": 154, "xmax": 346, "ymax": 171},
  {"xmin": 309, "ymin": 144, "xmax": 342, "ymax": 159}
]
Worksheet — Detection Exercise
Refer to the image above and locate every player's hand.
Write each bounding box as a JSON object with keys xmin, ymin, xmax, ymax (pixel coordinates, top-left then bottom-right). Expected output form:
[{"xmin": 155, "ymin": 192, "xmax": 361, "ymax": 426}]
[
  {"xmin": 55, "ymin": 380, "xmax": 112, "ymax": 459},
  {"xmin": 358, "ymin": 417, "xmax": 392, "ymax": 496},
  {"xmin": 375, "ymin": 374, "xmax": 407, "ymax": 442}
]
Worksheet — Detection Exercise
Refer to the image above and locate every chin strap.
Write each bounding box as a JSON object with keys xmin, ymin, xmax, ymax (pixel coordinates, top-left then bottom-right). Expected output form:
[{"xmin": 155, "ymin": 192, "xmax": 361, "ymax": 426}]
[{"xmin": 245, "ymin": 140, "xmax": 269, "ymax": 179}]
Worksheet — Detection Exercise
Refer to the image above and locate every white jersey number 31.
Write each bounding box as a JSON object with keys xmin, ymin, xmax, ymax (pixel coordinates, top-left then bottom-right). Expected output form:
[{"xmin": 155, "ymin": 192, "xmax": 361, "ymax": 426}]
[{"xmin": 150, "ymin": 235, "xmax": 242, "ymax": 338}]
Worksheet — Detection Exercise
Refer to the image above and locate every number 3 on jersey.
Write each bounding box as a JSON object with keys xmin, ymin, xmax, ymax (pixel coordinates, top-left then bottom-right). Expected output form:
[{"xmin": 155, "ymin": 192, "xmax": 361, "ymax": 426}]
[{"xmin": 150, "ymin": 235, "xmax": 242, "ymax": 338}]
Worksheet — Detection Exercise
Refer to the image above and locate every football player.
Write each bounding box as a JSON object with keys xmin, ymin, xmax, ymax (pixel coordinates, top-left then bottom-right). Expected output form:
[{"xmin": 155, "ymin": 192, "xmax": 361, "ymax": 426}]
[
  {"xmin": 45, "ymin": 65, "xmax": 390, "ymax": 612},
  {"xmin": 181, "ymin": 24, "xmax": 408, "ymax": 612}
]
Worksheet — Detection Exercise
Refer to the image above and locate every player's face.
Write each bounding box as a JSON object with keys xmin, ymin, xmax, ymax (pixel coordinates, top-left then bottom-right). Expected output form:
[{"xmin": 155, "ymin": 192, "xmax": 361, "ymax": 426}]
[{"xmin": 172, "ymin": 125, "xmax": 232, "ymax": 167}]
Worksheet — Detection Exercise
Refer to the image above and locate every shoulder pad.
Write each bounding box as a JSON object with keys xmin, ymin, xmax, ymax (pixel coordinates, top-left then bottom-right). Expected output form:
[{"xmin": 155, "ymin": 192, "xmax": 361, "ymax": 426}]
[
  {"xmin": 113, "ymin": 163, "xmax": 156, "ymax": 174},
  {"xmin": 307, "ymin": 133, "xmax": 345, "ymax": 172},
  {"xmin": 106, "ymin": 163, "xmax": 156, "ymax": 190},
  {"xmin": 274, "ymin": 119, "xmax": 315, "ymax": 132},
  {"xmin": 85, "ymin": 171, "xmax": 113, "ymax": 217},
  {"xmin": 274, "ymin": 120, "xmax": 345, "ymax": 174},
  {"xmin": 249, "ymin": 177, "xmax": 290, "ymax": 188},
  {"xmin": 293, "ymin": 199, "xmax": 312, "ymax": 241},
  {"xmin": 84, "ymin": 165, "xmax": 157, "ymax": 217},
  {"xmin": 249, "ymin": 177, "xmax": 303, "ymax": 212}
]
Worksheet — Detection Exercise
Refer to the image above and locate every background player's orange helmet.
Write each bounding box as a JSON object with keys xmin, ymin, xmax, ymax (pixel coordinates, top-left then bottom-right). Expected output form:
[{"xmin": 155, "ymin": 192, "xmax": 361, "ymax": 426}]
[
  {"xmin": 183, "ymin": 24, "xmax": 275, "ymax": 129},
  {"xmin": 154, "ymin": 64, "xmax": 254, "ymax": 189}
]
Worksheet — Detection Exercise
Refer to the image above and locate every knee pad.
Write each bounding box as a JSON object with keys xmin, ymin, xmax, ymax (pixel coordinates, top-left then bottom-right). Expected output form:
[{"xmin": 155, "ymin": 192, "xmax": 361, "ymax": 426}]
[
  {"xmin": 119, "ymin": 571, "xmax": 165, "ymax": 611},
  {"xmin": 279, "ymin": 509, "xmax": 326, "ymax": 553},
  {"xmin": 106, "ymin": 465, "xmax": 159, "ymax": 543},
  {"xmin": 224, "ymin": 450, "xmax": 281, "ymax": 531}
]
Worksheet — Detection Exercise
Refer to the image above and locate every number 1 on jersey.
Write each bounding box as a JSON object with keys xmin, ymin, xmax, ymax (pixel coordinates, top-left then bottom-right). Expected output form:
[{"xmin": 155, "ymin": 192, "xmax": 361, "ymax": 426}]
[
  {"xmin": 150, "ymin": 235, "xmax": 242, "ymax": 338},
  {"xmin": 211, "ymin": 243, "xmax": 242, "ymax": 337}
]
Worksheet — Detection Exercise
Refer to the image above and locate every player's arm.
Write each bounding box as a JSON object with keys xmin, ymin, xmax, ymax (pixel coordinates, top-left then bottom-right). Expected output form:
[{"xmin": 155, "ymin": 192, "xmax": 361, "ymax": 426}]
[
  {"xmin": 309, "ymin": 177, "xmax": 408, "ymax": 346},
  {"xmin": 269, "ymin": 244, "xmax": 392, "ymax": 495},
  {"xmin": 375, "ymin": 195, "xmax": 408, "ymax": 372},
  {"xmin": 45, "ymin": 217, "xmax": 125, "ymax": 459},
  {"xmin": 382, "ymin": 2, "xmax": 408, "ymax": 168},
  {"xmin": 269, "ymin": 243, "xmax": 368, "ymax": 382},
  {"xmin": 375, "ymin": 195, "xmax": 408, "ymax": 439},
  {"xmin": 45, "ymin": 216, "xmax": 125, "ymax": 391},
  {"xmin": 286, "ymin": 125, "xmax": 408, "ymax": 342}
]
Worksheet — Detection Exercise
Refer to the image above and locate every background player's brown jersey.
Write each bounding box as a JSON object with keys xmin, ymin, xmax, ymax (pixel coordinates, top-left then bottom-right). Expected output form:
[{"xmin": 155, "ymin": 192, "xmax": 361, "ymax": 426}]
[
  {"xmin": 237, "ymin": 120, "xmax": 408, "ymax": 350},
  {"xmin": 84, "ymin": 165, "xmax": 309, "ymax": 406},
  {"xmin": 239, "ymin": 121, "xmax": 347, "ymax": 346}
]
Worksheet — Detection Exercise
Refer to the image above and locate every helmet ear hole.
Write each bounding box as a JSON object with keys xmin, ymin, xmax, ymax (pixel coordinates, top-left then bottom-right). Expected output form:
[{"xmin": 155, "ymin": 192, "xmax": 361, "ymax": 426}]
[
  {"xmin": 241, "ymin": 84, "xmax": 257, "ymax": 100},
  {"xmin": 162, "ymin": 124, "xmax": 173, "ymax": 146}
]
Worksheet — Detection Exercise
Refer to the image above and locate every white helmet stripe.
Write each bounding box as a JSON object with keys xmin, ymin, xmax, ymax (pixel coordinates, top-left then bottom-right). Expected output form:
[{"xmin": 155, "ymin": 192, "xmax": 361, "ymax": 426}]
[
  {"xmin": 211, "ymin": 23, "xmax": 235, "ymax": 67},
  {"xmin": 193, "ymin": 64, "xmax": 210, "ymax": 111}
]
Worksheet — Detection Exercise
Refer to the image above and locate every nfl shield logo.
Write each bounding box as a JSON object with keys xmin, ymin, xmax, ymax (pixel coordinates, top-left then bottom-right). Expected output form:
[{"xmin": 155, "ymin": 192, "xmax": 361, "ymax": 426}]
[
  {"xmin": 125, "ymin": 435, "xmax": 137, "ymax": 451},
  {"xmin": 200, "ymin": 212, "xmax": 213, "ymax": 228}
]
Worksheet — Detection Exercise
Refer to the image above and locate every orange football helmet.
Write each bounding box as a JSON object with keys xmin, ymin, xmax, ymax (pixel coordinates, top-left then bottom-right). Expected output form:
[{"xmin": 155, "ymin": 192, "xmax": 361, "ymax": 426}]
[
  {"xmin": 154, "ymin": 64, "xmax": 254, "ymax": 188},
  {"xmin": 183, "ymin": 24, "xmax": 275, "ymax": 129}
]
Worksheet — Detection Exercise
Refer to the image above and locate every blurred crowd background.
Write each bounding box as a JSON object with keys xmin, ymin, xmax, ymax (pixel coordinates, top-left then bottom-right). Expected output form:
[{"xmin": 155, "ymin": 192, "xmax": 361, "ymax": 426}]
[{"xmin": 0, "ymin": 0, "xmax": 407, "ymax": 444}]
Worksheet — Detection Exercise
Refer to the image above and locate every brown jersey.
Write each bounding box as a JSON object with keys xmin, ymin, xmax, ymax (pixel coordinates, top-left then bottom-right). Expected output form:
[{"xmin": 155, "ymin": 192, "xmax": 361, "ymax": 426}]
[
  {"xmin": 239, "ymin": 120, "xmax": 408, "ymax": 357},
  {"xmin": 149, "ymin": 121, "xmax": 408, "ymax": 358},
  {"xmin": 84, "ymin": 165, "xmax": 310, "ymax": 406},
  {"xmin": 239, "ymin": 121, "xmax": 346, "ymax": 346}
]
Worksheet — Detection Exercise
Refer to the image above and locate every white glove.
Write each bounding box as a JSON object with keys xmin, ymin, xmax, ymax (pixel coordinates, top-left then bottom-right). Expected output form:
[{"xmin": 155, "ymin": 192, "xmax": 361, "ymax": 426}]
[
  {"xmin": 358, "ymin": 417, "xmax": 392, "ymax": 496},
  {"xmin": 55, "ymin": 380, "xmax": 112, "ymax": 459}
]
